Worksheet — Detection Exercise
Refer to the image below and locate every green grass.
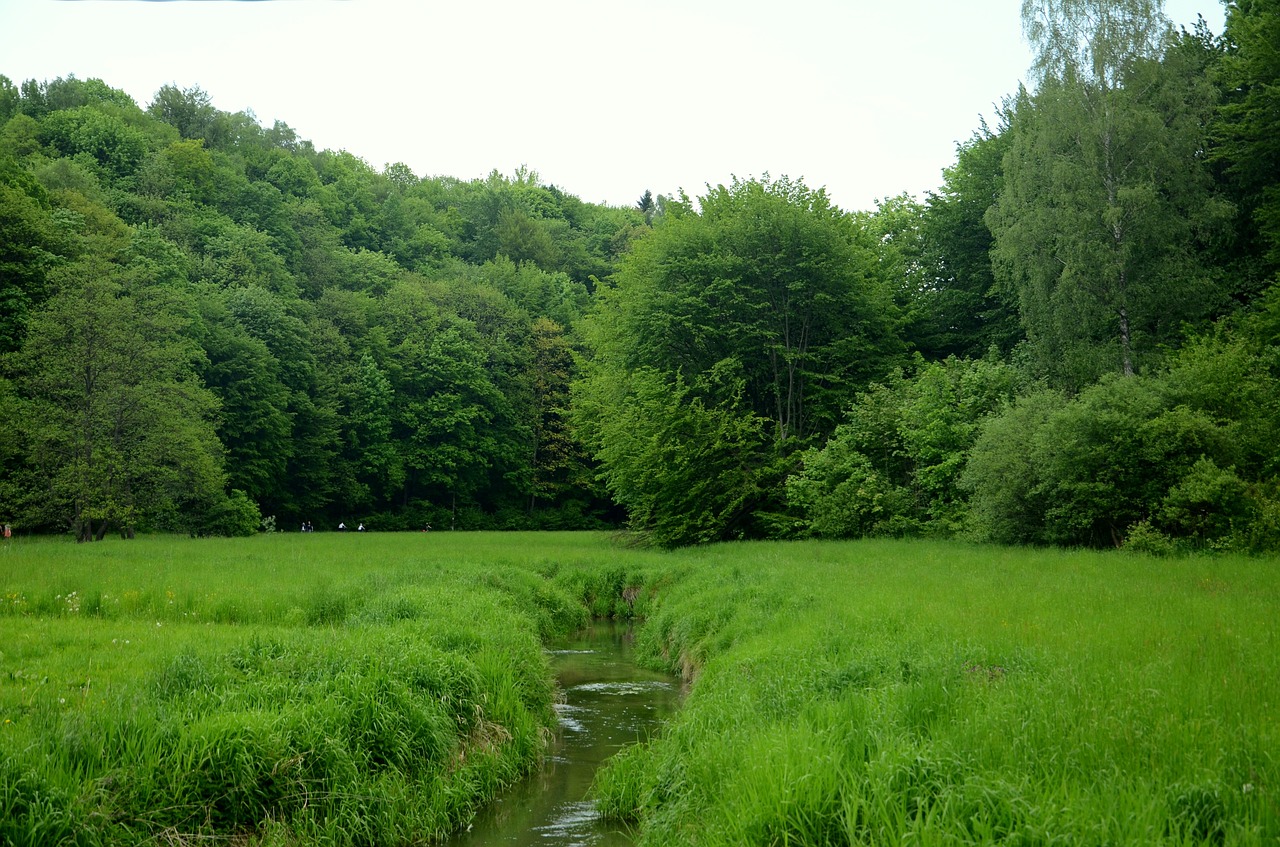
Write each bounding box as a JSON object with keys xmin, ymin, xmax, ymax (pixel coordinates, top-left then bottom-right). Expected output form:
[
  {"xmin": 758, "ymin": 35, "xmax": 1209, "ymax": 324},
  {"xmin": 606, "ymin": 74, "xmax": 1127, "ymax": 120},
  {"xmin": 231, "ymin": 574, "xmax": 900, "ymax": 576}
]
[
  {"xmin": 0, "ymin": 531, "xmax": 636, "ymax": 846},
  {"xmin": 2, "ymin": 532, "xmax": 1277, "ymax": 845},
  {"xmin": 597, "ymin": 539, "xmax": 1280, "ymax": 846}
]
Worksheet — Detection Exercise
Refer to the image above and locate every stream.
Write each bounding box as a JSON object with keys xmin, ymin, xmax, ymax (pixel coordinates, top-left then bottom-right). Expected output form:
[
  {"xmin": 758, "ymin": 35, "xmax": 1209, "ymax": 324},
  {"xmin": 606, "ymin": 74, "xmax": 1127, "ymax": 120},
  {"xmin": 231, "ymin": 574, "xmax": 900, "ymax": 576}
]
[{"xmin": 445, "ymin": 622, "xmax": 680, "ymax": 847}]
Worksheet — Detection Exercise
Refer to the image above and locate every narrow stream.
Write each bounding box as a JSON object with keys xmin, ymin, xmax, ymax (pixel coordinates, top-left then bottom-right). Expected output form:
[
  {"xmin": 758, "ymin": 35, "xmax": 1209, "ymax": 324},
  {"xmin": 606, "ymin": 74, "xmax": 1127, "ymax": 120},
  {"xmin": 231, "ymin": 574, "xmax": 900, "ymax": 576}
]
[{"xmin": 446, "ymin": 622, "xmax": 680, "ymax": 847}]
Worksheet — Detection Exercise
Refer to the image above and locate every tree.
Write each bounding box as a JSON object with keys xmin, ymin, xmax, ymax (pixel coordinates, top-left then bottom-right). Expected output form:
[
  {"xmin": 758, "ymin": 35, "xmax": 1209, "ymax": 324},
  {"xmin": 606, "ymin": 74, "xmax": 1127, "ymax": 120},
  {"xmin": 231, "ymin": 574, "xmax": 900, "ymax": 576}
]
[
  {"xmin": 990, "ymin": 0, "xmax": 1230, "ymax": 387},
  {"xmin": 919, "ymin": 125, "xmax": 1024, "ymax": 358},
  {"xmin": 636, "ymin": 189, "xmax": 655, "ymax": 224},
  {"xmin": 574, "ymin": 176, "xmax": 902, "ymax": 544},
  {"xmin": 1213, "ymin": 0, "xmax": 1280, "ymax": 279},
  {"xmin": 8, "ymin": 259, "xmax": 228, "ymax": 539},
  {"xmin": 0, "ymin": 158, "xmax": 61, "ymax": 355},
  {"xmin": 526, "ymin": 317, "xmax": 585, "ymax": 515},
  {"xmin": 789, "ymin": 354, "xmax": 1022, "ymax": 538}
]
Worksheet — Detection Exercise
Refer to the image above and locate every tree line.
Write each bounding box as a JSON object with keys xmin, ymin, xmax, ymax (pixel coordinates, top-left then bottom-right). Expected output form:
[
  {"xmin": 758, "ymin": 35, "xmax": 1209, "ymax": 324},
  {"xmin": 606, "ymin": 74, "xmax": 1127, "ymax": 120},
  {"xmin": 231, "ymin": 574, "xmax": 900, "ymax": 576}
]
[
  {"xmin": 2, "ymin": 0, "xmax": 1278, "ymax": 550},
  {"xmin": 0, "ymin": 77, "xmax": 640, "ymax": 538}
]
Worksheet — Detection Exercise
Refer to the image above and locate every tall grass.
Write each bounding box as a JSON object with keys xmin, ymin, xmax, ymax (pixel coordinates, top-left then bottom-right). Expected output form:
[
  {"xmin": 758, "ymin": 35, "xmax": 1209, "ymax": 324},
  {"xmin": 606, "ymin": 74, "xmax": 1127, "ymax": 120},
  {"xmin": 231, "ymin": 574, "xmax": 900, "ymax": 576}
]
[
  {"xmin": 3, "ymin": 532, "xmax": 1277, "ymax": 845},
  {"xmin": 0, "ymin": 531, "xmax": 629, "ymax": 846},
  {"xmin": 594, "ymin": 539, "xmax": 1280, "ymax": 845}
]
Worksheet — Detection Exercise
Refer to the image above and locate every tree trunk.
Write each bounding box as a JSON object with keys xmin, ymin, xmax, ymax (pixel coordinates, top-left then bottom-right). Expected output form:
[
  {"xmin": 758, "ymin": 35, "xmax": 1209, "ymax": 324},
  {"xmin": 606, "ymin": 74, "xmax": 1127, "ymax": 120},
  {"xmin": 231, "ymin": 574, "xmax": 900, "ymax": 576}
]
[{"xmin": 1118, "ymin": 305, "xmax": 1133, "ymax": 377}]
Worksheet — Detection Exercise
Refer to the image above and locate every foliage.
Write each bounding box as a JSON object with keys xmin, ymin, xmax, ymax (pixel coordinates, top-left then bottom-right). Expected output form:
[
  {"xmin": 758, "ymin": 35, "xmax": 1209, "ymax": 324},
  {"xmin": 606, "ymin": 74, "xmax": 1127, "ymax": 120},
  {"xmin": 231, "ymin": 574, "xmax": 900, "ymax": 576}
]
[
  {"xmin": 574, "ymin": 176, "xmax": 902, "ymax": 544},
  {"xmin": 1213, "ymin": 0, "xmax": 1280, "ymax": 277},
  {"xmin": 990, "ymin": 1, "xmax": 1230, "ymax": 387},
  {"xmin": 0, "ymin": 76, "xmax": 637, "ymax": 536},
  {"xmin": 4, "ymin": 23, "xmax": 1280, "ymax": 550},
  {"xmin": 576, "ymin": 365, "xmax": 772, "ymax": 547},
  {"xmin": 789, "ymin": 354, "xmax": 1023, "ymax": 538},
  {"xmin": 7, "ymin": 257, "xmax": 229, "ymax": 539},
  {"xmin": 964, "ymin": 335, "xmax": 1280, "ymax": 549}
]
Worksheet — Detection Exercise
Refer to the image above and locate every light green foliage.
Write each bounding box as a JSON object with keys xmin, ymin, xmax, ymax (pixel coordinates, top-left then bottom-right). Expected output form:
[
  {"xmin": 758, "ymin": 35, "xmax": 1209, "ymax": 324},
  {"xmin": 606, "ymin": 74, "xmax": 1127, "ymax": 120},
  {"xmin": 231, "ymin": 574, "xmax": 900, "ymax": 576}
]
[
  {"xmin": 577, "ymin": 366, "xmax": 771, "ymax": 547},
  {"xmin": 790, "ymin": 354, "xmax": 1022, "ymax": 538},
  {"xmin": 575, "ymin": 176, "xmax": 902, "ymax": 544}
]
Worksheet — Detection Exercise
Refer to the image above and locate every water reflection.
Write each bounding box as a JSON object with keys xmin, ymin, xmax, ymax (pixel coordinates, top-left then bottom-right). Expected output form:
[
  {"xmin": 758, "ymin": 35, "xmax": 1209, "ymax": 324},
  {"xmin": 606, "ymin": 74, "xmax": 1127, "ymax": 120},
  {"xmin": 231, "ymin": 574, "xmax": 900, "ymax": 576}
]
[{"xmin": 445, "ymin": 622, "xmax": 680, "ymax": 847}]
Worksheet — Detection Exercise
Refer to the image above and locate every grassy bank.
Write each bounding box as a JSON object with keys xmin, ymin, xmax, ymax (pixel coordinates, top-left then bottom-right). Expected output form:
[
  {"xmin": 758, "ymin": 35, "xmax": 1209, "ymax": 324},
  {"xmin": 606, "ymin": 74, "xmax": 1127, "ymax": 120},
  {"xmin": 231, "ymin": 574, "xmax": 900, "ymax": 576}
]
[
  {"xmin": 0, "ymin": 531, "xmax": 657, "ymax": 846},
  {"xmin": 2, "ymin": 533, "xmax": 1276, "ymax": 845},
  {"xmin": 594, "ymin": 539, "xmax": 1280, "ymax": 845}
]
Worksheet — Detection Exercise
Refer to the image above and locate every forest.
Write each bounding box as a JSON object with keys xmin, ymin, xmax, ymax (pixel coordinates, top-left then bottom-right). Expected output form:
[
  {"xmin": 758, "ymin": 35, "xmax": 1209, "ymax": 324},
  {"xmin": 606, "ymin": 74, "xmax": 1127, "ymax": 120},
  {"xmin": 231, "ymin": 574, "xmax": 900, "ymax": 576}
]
[{"xmin": 2, "ymin": 0, "xmax": 1278, "ymax": 551}]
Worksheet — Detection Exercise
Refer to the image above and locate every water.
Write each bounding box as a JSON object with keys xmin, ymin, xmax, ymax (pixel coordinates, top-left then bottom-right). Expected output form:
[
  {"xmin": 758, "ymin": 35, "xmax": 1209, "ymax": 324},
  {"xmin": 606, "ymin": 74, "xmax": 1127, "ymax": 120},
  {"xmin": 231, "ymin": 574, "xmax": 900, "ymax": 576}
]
[{"xmin": 446, "ymin": 622, "xmax": 680, "ymax": 847}]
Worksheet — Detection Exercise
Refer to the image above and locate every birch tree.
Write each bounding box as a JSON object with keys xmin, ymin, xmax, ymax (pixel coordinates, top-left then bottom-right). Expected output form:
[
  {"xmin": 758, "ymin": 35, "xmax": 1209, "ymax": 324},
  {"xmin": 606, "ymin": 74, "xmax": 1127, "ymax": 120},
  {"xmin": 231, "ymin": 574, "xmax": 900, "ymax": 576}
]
[{"xmin": 989, "ymin": 0, "xmax": 1230, "ymax": 388}]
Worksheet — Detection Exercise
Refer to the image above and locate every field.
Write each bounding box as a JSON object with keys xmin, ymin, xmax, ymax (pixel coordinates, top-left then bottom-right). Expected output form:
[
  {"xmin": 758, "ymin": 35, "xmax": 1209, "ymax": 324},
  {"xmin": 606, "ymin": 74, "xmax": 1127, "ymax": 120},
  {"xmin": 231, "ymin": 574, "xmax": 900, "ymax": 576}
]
[{"xmin": 1, "ymin": 532, "xmax": 1276, "ymax": 845}]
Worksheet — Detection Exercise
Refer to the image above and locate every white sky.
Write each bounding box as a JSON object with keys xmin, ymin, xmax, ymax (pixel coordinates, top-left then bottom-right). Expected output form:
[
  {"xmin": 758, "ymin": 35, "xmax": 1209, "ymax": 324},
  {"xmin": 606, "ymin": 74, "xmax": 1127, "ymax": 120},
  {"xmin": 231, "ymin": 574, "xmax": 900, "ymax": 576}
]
[{"xmin": 0, "ymin": 0, "xmax": 1225, "ymax": 213}]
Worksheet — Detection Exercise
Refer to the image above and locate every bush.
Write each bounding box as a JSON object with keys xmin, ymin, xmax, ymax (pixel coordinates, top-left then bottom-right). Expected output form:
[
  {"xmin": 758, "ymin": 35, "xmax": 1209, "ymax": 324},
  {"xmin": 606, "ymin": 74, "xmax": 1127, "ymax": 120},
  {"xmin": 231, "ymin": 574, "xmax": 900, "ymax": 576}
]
[{"xmin": 1123, "ymin": 519, "xmax": 1177, "ymax": 556}]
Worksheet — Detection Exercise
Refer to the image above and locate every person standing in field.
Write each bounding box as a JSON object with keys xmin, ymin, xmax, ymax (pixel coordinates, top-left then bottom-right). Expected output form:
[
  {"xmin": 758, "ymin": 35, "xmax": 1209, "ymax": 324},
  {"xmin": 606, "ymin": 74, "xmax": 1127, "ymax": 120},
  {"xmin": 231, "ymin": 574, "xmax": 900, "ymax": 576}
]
[{"xmin": 3, "ymin": 524, "xmax": 10, "ymax": 540}]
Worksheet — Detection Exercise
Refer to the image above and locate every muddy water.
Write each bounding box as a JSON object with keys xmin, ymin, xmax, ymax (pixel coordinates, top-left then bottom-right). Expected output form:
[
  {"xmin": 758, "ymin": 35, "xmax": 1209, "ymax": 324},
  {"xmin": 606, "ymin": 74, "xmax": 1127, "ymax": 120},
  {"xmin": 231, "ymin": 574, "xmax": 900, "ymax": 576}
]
[{"xmin": 446, "ymin": 622, "xmax": 680, "ymax": 847}]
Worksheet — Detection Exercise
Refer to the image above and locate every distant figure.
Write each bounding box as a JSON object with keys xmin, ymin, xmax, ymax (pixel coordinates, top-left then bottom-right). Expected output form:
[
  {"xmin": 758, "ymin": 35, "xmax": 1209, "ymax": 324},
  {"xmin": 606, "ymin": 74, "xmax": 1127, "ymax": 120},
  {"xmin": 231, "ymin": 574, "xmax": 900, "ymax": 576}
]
[
  {"xmin": 421, "ymin": 523, "xmax": 432, "ymax": 532},
  {"xmin": 2, "ymin": 524, "xmax": 10, "ymax": 540},
  {"xmin": 357, "ymin": 522, "xmax": 366, "ymax": 532},
  {"xmin": 338, "ymin": 522, "xmax": 347, "ymax": 531}
]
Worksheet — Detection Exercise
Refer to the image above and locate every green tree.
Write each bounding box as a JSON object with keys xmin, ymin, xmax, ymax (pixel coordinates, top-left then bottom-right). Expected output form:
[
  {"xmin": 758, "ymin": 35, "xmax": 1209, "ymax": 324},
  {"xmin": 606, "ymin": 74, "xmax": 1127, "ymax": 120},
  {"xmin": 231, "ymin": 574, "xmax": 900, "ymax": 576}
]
[
  {"xmin": 1213, "ymin": 0, "xmax": 1280, "ymax": 279},
  {"xmin": 574, "ymin": 176, "xmax": 902, "ymax": 544},
  {"xmin": 8, "ymin": 260, "xmax": 228, "ymax": 539},
  {"xmin": 526, "ymin": 317, "xmax": 587, "ymax": 516},
  {"xmin": 990, "ymin": 0, "xmax": 1230, "ymax": 387},
  {"xmin": 789, "ymin": 354, "xmax": 1022, "ymax": 538},
  {"xmin": 0, "ymin": 158, "xmax": 61, "ymax": 354},
  {"xmin": 920, "ymin": 125, "xmax": 1024, "ymax": 358}
]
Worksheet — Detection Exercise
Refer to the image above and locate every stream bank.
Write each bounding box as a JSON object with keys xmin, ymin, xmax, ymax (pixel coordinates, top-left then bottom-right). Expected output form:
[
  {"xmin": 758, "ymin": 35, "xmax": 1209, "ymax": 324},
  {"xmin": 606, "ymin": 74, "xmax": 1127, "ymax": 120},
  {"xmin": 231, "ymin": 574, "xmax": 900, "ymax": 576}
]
[{"xmin": 445, "ymin": 621, "xmax": 680, "ymax": 846}]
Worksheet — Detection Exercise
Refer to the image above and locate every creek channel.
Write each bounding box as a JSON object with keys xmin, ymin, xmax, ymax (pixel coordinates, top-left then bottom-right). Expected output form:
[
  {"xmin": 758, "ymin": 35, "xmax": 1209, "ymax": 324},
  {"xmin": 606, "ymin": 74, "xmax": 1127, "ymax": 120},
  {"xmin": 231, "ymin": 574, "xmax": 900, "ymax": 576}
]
[{"xmin": 445, "ymin": 621, "xmax": 681, "ymax": 847}]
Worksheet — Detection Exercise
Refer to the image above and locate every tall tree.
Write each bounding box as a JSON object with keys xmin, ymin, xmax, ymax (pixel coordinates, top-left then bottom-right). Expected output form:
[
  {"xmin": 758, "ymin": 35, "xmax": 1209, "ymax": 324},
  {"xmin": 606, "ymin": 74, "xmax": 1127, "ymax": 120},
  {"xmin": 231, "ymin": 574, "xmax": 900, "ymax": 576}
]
[
  {"xmin": 574, "ymin": 176, "xmax": 902, "ymax": 544},
  {"xmin": 989, "ymin": 0, "xmax": 1230, "ymax": 387},
  {"xmin": 1214, "ymin": 0, "xmax": 1280, "ymax": 280},
  {"xmin": 8, "ymin": 259, "xmax": 228, "ymax": 539}
]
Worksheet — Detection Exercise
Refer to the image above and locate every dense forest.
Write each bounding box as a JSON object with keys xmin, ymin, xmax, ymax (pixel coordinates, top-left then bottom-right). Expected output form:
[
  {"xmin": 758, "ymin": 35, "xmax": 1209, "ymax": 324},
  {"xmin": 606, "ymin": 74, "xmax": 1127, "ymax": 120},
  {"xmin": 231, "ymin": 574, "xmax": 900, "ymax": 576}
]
[{"xmin": 2, "ymin": 0, "xmax": 1278, "ymax": 551}]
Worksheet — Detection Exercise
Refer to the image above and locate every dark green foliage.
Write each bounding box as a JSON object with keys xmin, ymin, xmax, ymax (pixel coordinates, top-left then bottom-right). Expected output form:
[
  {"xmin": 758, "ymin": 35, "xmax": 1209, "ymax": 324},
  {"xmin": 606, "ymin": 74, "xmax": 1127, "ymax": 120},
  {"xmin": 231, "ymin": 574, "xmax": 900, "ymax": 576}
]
[
  {"xmin": 0, "ymin": 76, "xmax": 635, "ymax": 535},
  {"xmin": 1213, "ymin": 0, "xmax": 1280, "ymax": 278}
]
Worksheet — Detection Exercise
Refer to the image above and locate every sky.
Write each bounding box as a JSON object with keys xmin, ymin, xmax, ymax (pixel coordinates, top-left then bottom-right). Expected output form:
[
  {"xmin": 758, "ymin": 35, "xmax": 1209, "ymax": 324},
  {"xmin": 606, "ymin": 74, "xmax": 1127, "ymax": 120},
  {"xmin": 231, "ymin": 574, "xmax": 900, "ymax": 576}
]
[{"xmin": 0, "ymin": 0, "xmax": 1226, "ymax": 213}]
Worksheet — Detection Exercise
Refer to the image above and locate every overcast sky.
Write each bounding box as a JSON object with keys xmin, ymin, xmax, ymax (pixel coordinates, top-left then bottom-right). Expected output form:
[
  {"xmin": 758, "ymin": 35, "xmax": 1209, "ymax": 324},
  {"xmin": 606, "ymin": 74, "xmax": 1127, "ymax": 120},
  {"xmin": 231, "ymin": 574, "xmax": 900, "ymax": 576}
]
[{"xmin": 0, "ymin": 0, "xmax": 1225, "ymax": 213}]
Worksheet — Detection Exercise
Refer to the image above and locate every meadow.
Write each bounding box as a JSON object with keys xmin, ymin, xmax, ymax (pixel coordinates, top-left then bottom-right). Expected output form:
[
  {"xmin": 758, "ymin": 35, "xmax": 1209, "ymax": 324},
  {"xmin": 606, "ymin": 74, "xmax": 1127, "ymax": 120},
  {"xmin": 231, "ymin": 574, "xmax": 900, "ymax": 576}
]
[{"xmin": 0, "ymin": 532, "xmax": 1276, "ymax": 845}]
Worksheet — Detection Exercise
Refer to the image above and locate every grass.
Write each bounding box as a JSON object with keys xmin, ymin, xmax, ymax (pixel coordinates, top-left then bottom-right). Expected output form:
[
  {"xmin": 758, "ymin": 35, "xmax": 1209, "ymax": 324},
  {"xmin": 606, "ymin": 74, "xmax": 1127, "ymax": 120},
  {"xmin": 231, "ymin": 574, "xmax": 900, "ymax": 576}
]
[
  {"xmin": 1, "ymin": 532, "xmax": 1277, "ymax": 845},
  {"xmin": 0, "ymin": 531, "xmax": 639, "ymax": 846},
  {"xmin": 597, "ymin": 539, "xmax": 1280, "ymax": 846}
]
